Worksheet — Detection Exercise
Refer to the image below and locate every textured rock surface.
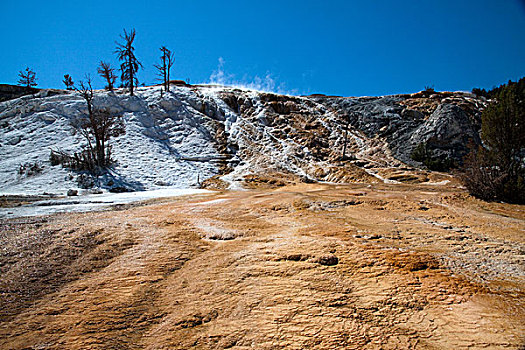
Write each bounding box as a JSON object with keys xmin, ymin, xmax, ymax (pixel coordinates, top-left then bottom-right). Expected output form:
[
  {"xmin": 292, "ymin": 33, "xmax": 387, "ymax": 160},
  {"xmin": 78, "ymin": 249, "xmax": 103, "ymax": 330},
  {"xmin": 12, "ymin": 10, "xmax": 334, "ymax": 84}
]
[
  {"xmin": 0, "ymin": 84, "xmax": 38, "ymax": 102},
  {"xmin": 407, "ymin": 104, "xmax": 481, "ymax": 161},
  {"xmin": 0, "ymin": 84, "xmax": 486, "ymax": 194},
  {"xmin": 0, "ymin": 183, "xmax": 523, "ymax": 349},
  {"xmin": 315, "ymin": 92, "xmax": 484, "ymax": 165},
  {"xmin": 0, "ymin": 84, "xmax": 65, "ymax": 103}
]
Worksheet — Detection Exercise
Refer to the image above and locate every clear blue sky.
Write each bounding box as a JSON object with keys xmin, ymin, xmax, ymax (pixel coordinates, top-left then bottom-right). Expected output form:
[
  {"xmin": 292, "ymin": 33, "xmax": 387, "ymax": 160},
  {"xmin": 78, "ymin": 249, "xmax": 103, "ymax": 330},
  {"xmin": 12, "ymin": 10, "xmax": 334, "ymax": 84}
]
[{"xmin": 1, "ymin": 0, "xmax": 524, "ymax": 96}]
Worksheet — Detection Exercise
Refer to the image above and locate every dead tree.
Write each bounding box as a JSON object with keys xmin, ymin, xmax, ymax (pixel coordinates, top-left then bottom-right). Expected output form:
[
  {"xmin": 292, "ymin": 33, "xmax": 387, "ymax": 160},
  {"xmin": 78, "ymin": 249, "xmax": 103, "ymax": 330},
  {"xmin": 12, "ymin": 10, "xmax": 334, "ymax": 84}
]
[
  {"xmin": 72, "ymin": 75, "xmax": 125, "ymax": 169},
  {"xmin": 97, "ymin": 61, "xmax": 117, "ymax": 91},
  {"xmin": 72, "ymin": 107, "xmax": 125, "ymax": 168},
  {"xmin": 18, "ymin": 67, "xmax": 37, "ymax": 88},
  {"xmin": 115, "ymin": 29, "xmax": 142, "ymax": 96},
  {"xmin": 340, "ymin": 112, "xmax": 356, "ymax": 161},
  {"xmin": 63, "ymin": 74, "xmax": 74, "ymax": 90},
  {"xmin": 76, "ymin": 75, "xmax": 94, "ymax": 118},
  {"xmin": 154, "ymin": 46, "xmax": 175, "ymax": 93},
  {"xmin": 341, "ymin": 118, "xmax": 349, "ymax": 160}
]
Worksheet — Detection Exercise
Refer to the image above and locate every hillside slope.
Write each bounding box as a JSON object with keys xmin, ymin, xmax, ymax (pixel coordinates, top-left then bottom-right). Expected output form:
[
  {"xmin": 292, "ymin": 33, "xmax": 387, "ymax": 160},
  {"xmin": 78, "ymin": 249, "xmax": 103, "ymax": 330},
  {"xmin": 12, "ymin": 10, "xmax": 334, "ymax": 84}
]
[{"xmin": 0, "ymin": 85, "xmax": 485, "ymax": 195}]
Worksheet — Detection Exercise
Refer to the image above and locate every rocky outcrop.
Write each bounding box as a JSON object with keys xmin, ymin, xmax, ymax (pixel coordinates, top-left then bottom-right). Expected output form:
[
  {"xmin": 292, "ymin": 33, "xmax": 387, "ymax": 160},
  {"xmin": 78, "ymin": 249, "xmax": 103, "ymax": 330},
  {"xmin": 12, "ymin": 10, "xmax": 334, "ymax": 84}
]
[
  {"xmin": 0, "ymin": 84, "xmax": 486, "ymax": 193},
  {"xmin": 0, "ymin": 84, "xmax": 39, "ymax": 102},
  {"xmin": 406, "ymin": 104, "xmax": 481, "ymax": 161},
  {"xmin": 0, "ymin": 84, "xmax": 68, "ymax": 103},
  {"xmin": 205, "ymin": 89, "xmax": 485, "ymax": 174},
  {"xmin": 313, "ymin": 92, "xmax": 484, "ymax": 166}
]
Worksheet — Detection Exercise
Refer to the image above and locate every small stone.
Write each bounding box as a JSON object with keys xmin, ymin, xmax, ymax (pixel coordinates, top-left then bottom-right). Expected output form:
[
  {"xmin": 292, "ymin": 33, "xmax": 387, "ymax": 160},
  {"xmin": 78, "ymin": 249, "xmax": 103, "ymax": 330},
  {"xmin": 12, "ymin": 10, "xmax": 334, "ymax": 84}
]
[
  {"xmin": 8, "ymin": 136, "xmax": 21, "ymax": 145},
  {"xmin": 67, "ymin": 189, "xmax": 78, "ymax": 196},
  {"xmin": 109, "ymin": 186, "xmax": 131, "ymax": 193},
  {"xmin": 366, "ymin": 234, "xmax": 382, "ymax": 240},
  {"xmin": 316, "ymin": 255, "xmax": 339, "ymax": 266}
]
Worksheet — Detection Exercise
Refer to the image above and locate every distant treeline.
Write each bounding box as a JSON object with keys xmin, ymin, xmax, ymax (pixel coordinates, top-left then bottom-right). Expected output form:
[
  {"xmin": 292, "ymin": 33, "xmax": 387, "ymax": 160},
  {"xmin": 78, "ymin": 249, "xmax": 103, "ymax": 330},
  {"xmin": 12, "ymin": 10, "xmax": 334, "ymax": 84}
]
[{"xmin": 472, "ymin": 76, "xmax": 525, "ymax": 99}]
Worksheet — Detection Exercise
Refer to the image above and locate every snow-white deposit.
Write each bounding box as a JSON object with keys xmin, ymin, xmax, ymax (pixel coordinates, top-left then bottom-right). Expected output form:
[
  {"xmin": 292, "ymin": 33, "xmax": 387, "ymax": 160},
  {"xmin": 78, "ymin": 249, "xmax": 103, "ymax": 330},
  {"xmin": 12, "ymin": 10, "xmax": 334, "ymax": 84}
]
[{"xmin": 0, "ymin": 188, "xmax": 210, "ymax": 219}]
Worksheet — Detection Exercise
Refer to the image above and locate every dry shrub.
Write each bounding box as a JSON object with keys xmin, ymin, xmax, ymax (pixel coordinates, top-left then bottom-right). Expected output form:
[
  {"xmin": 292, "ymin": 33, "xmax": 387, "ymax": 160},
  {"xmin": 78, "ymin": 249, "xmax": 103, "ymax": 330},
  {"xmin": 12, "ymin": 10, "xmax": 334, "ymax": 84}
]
[{"xmin": 461, "ymin": 146, "xmax": 524, "ymax": 203}]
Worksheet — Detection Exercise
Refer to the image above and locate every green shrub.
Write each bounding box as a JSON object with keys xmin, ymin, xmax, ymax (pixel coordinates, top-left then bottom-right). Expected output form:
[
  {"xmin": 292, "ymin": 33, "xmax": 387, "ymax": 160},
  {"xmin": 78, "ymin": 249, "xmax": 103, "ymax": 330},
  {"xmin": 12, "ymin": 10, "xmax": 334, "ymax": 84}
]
[
  {"xmin": 410, "ymin": 142, "xmax": 431, "ymax": 163},
  {"xmin": 462, "ymin": 77, "xmax": 525, "ymax": 203},
  {"xmin": 411, "ymin": 142, "xmax": 455, "ymax": 172}
]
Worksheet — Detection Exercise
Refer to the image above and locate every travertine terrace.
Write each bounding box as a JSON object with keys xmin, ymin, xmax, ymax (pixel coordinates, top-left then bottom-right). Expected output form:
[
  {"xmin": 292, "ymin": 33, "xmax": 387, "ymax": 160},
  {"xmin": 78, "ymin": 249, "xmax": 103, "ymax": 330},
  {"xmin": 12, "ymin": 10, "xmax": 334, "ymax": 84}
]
[{"xmin": 1, "ymin": 180, "xmax": 523, "ymax": 349}]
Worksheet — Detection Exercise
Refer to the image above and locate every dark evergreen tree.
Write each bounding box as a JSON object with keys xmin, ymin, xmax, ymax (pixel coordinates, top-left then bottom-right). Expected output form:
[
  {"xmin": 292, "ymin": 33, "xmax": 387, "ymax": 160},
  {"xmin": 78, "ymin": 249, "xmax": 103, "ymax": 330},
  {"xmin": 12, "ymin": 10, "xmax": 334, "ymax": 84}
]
[
  {"xmin": 115, "ymin": 29, "xmax": 142, "ymax": 96},
  {"xmin": 63, "ymin": 74, "xmax": 74, "ymax": 90},
  {"xmin": 463, "ymin": 77, "xmax": 525, "ymax": 203},
  {"xmin": 18, "ymin": 67, "xmax": 37, "ymax": 88},
  {"xmin": 481, "ymin": 78, "xmax": 525, "ymax": 171}
]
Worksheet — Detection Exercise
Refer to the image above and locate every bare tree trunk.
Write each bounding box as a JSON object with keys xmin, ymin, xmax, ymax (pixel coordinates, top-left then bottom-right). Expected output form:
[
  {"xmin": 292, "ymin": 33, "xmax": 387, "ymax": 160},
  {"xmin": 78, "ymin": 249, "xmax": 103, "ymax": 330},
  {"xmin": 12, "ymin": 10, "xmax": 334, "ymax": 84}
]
[
  {"xmin": 342, "ymin": 119, "xmax": 349, "ymax": 160},
  {"xmin": 163, "ymin": 55, "xmax": 167, "ymax": 92},
  {"xmin": 166, "ymin": 63, "xmax": 170, "ymax": 92},
  {"xmin": 129, "ymin": 56, "xmax": 134, "ymax": 96}
]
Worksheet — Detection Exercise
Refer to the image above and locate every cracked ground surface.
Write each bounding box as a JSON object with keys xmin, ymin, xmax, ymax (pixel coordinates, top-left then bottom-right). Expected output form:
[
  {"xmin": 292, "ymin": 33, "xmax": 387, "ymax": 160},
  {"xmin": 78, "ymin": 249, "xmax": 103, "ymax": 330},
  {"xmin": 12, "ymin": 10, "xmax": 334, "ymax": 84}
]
[{"xmin": 0, "ymin": 183, "xmax": 524, "ymax": 349}]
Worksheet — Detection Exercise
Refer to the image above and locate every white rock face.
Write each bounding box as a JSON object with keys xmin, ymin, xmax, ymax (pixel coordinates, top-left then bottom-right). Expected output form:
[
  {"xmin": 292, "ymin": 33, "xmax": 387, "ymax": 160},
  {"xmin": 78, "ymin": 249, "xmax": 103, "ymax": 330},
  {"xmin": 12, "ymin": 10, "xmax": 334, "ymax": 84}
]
[{"xmin": 0, "ymin": 86, "xmax": 221, "ymax": 195}]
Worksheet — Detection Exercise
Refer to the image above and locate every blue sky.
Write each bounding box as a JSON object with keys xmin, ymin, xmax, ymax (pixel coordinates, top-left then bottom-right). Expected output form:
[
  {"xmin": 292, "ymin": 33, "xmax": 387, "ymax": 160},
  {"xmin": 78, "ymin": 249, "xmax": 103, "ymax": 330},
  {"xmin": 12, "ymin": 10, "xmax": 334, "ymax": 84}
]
[{"xmin": 1, "ymin": 0, "xmax": 524, "ymax": 96}]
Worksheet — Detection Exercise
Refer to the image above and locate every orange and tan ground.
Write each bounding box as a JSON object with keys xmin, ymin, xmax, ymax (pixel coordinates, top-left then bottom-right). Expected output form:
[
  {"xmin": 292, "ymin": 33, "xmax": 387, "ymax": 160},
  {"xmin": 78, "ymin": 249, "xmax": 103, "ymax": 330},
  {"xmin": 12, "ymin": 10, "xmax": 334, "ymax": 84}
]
[{"xmin": 0, "ymin": 182, "xmax": 524, "ymax": 349}]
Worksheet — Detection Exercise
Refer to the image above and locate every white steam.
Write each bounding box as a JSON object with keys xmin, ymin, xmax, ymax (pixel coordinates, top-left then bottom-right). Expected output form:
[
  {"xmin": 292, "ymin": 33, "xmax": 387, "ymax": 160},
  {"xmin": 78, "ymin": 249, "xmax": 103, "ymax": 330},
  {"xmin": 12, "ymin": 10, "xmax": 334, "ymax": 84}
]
[{"xmin": 209, "ymin": 57, "xmax": 296, "ymax": 95}]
